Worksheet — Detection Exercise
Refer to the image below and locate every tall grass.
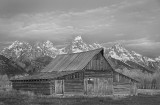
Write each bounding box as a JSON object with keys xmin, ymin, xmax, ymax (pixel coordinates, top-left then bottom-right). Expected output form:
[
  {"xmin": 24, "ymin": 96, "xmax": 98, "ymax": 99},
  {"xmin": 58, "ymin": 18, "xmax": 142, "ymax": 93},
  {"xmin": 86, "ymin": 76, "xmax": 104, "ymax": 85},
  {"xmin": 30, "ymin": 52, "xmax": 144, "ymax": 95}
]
[{"xmin": 0, "ymin": 90, "xmax": 35, "ymax": 105}]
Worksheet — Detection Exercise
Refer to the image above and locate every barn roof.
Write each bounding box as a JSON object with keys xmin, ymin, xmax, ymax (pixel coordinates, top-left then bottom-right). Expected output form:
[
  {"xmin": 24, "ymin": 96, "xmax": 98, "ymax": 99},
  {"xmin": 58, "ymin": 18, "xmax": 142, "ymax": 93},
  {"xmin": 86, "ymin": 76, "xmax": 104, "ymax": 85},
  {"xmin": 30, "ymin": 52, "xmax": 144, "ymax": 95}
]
[
  {"xmin": 10, "ymin": 71, "xmax": 76, "ymax": 81},
  {"xmin": 114, "ymin": 71, "xmax": 139, "ymax": 83},
  {"xmin": 41, "ymin": 48, "xmax": 104, "ymax": 72},
  {"xmin": 11, "ymin": 48, "xmax": 104, "ymax": 81}
]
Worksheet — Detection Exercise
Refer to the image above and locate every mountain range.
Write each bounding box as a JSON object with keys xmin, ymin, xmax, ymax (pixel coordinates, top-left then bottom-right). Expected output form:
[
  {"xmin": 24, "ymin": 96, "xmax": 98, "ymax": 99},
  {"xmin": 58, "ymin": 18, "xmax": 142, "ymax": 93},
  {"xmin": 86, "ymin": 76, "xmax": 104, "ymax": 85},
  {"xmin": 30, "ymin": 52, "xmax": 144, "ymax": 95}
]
[{"xmin": 0, "ymin": 36, "xmax": 160, "ymax": 77}]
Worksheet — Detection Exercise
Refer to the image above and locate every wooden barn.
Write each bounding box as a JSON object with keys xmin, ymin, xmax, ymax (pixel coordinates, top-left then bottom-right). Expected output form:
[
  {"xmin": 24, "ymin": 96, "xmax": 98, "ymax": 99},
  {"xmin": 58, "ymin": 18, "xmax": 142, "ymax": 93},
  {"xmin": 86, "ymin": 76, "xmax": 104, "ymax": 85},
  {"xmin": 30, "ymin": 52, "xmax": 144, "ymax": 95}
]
[{"xmin": 10, "ymin": 48, "xmax": 138, "ymax": 95}]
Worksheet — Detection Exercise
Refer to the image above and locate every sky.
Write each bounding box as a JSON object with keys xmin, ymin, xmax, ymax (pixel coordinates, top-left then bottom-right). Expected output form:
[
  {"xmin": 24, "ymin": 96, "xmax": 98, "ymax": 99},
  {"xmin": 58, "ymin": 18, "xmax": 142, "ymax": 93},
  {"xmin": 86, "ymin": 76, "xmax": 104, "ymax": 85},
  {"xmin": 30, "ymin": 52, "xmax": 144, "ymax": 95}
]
[{"xmin": 0, "ymin": 0, "xmax": 160, "ymax": 58}]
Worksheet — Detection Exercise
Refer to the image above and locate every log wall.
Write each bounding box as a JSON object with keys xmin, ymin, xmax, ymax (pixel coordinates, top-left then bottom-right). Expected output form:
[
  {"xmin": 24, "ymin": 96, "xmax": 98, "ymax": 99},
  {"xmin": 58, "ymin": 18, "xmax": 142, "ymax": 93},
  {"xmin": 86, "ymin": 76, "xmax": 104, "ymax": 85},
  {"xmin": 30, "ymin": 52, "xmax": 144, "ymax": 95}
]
[
  {"xmin": 12, "ymin": 80, "xmax": 51, "ymax": 95},
  {"xmin": 64, "ymin": 79, "xmax": 84, "ymax": 94},
  {"xmin": 84, "ymin": 70, "xmax": 112, "ymax": 78},
  {"xmin": 62, "ymin": 71, "xmax": 84, "ymax": 94}
]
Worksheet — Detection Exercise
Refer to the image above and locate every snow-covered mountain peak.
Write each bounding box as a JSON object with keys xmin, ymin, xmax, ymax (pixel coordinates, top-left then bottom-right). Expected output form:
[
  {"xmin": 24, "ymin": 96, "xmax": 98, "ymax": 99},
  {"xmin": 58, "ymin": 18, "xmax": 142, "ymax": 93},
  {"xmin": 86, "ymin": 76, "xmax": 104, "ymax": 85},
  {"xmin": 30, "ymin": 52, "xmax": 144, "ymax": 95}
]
[
  {"xmin": 114, "ymin": 43, "xmax": 123, "ymax": 48},
  {"xmin": 131, "ymin": 51, "xmax": 142, "ymax": 57},
  {"xmin": 92, "ymin": 43, "xmax": 103, "ymax": 48},
  {"xmin": 71, "ymin": 36, "xmax": 89, "ymax": 53},
  {"xmin": 44, "ymin": 40, "xmax": 53, "ymax": 46},
  {"xmin": 106, "ymin": 43, "xmax": 160, "ymax": 71},
  {"xmin": 65, "ymin": 36, "xmax": 103, "ymax": 53},
  {"xmin": 113, "ymin": 43, "xmax": 129, "ymax": 53},
  {"xmin": 8, "ymin": 41, "xmax": 30, "ymax": 50},
  {"xmin": 2, "ymin": 41, "xmax": 32, "ymax": 59},
  {"xmin": 155, "ymin": 56, "xmax": 160, "ymax": 62},
  {"xmin": 43, "ymin": 40, "xmax": 57, "ymax": 51},
  {"xmin": 0, "ymin": 36, "xmax": 160, "ymax": 71},
  {"xmin": 74, "ymin": 36, "xmax": 83, "ymax": 42}
]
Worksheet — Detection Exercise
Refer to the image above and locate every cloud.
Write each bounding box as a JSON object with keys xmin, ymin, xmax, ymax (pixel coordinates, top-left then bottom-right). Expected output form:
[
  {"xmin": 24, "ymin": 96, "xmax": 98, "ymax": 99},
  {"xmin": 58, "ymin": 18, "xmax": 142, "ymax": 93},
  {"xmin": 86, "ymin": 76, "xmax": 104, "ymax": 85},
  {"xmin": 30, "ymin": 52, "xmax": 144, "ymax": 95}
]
[
  {"xmin": 0, "ymin": 0, "xmax": 160, "ymax": 57},
  {"xmin": 127, "ymin": 39, "xmax": 160, "ymax": 48},
  {"xmin": 103, "ymin": 38, "xmax": 160, "ymax": 58},
  {"xmin": 0, "ymin": 41, "xmax": 13, "ymax": 51},
  {"xmin": 0, "ymin": 5, "xmax": 116, "ymax": 41}
]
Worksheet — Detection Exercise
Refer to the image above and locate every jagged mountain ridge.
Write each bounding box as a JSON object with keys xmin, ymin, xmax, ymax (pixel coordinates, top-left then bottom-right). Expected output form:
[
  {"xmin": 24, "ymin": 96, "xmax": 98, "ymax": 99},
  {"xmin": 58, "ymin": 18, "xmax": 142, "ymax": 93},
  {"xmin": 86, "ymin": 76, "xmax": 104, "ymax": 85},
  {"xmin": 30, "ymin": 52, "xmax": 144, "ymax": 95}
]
[
  {"xmin": 106, "ymin": 43, "xmax": 160, "ymax": 72},
  {"xmin": 1, "ymin": 36, "xmax": 160, "ymax": 74},
  {"xmin": 0, "ymin": 36, "xmax": 102, "ymax": 75},
  {"xmin": 1, "ymin": 36, "xmax": 102, "ymax": 60},
  {"xmin": 1, "ymin": 40, "xmax": 59, "ymax": 60},
  {"xmin": 64, "ymin": 36, "xmax": 103, "ymax": 53}
]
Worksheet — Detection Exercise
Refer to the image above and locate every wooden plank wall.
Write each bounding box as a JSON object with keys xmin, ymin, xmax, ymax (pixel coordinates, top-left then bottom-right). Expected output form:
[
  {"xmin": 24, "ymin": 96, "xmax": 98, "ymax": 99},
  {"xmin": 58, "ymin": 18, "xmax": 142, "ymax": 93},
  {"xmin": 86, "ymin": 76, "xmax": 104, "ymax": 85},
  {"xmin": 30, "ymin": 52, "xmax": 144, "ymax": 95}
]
[
  {"xmin": 12, "ymin": 80, "xmax": 51, "ymax": 95},
  {"xmin": 113, "ymin": 82, "xmax": 137, "ymax": 95},
  {"xmin": 63, "ymin": 71, "xmax": 84, "ymax": 94},
  {"xmin": 113, "ymin": 72, "xmax": 138, "ymax": 95},
  {"xmin": 84, "ymin": 70, "xmax": 112, "ymax": 78},
  {"xmin": 113, "ymin": 73, "xmax": 131, "ymax": 83},
  {"xmin": 55, "ymin": 80, "xmax": 63, "ymax": 94},
  {"xmin": 64, "ymin": 79, "xmax": 84, "ymax": 94},
  {"xmin": 50, "ymin": 80, "xmax": 55, "ymax": 94},
  {"xmin": 84, "ymin": 53, "xmax": 112, "ymax": 71},
  {"xmin": 113, "ymin": 83, "xmax": 131, "ymax": 95},
  {"xmin": 83, "ymin": 52, "xmax": 114, "ymax": 95},
  {"xmin": 84, "ymin": 77, "xmax": 113, "ymax": 95}
]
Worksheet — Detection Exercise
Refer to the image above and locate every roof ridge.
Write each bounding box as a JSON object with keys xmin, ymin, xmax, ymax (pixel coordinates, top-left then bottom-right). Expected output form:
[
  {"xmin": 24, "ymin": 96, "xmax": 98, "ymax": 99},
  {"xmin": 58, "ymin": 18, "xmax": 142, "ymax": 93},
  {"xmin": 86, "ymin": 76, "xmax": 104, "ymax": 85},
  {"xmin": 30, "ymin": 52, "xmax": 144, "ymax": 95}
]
[{"xmin": 57, "ymin": 48, "xmax": 103, "ymax": 56}]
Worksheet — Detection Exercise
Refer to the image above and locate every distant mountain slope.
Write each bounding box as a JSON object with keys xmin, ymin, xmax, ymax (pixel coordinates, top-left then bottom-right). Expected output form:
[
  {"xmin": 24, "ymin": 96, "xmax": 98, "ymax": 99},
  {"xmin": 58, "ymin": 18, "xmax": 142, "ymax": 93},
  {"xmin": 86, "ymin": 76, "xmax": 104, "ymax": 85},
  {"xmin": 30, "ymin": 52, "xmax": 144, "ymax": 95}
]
[
  {"xmin": 0, "ymin": 54, "xmax": 25, "ymax": 78},
  {"xmin": 28, "ymin": 56, "xmax": 53, "ymax": 74},
  {"xmin": 105, "ymin": 43, "xmax": 159, "ymax": 73}
]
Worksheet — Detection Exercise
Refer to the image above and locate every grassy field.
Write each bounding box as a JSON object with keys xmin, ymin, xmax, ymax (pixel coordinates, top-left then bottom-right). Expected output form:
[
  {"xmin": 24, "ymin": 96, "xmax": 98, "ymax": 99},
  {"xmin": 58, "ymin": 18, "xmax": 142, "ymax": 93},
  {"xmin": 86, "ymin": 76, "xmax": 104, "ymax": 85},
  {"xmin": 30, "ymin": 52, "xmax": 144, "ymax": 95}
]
[
  {"xmin": 0, "ymin": 90, "xmax": 160, "ymax": 105},
  {"xmin": 31, "ymin": 95, "xmax": 160, "ymax": 105}
]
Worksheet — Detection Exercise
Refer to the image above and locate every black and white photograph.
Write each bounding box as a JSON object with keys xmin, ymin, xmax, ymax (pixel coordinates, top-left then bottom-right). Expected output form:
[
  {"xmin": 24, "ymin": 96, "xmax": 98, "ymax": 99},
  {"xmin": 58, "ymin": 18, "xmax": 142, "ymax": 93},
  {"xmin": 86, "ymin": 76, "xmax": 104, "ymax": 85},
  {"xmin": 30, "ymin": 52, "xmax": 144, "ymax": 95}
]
[{"xmin": 0, "ymin": 0, "xmax": 160, "ymax": 105}]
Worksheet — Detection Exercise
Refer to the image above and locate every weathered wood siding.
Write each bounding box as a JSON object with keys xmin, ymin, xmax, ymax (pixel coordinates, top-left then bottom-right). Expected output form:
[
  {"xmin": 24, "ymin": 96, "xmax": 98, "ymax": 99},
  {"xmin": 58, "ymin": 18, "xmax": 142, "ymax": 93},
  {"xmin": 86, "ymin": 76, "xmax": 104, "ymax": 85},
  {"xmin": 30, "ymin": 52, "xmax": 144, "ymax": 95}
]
[
  {"xmin": 113, "ymin": 82, "xmax": 137, "ymax": 95},
  {"xmin": 84, "ymin": 77, "xmax": 113, "ymax": 95},
  {"xmin": 55, "ymin": 80, "xmax": 63, "ymax": 94},
  {"xmin": 84, "ymin": 70, "xmax": 112, "ymax": 78},
  {"xmin": 113, "ymin": 72, "xmax": 131, "ymax": 83},
  {"xmin": 12, "ymin": 80, "xmax": 51, "ymax": 95},
  {"xmin": 113, "ymin": 72, "xmax": 138, "ymax": 95},
  {"xmin": 83, "ymin": 53, "xmax": 113, "ymax": 95},
  {"xmin": 64, "ymin": 79, "xmax": 84, "ymax": 94},
  {"xmin": 50, "ymin": 80, "xmax": 55, "ymax": 94},
  {"xmin": 113, "ymin": 83, "xmax": 131, "ymax": 95},
  {"xmin": 63, "ymin": 71, "xmax": 84, "ymax": 94},
  {"xmin": 84, "ymin": 53, "xmax": 113, "ymax": 71}
]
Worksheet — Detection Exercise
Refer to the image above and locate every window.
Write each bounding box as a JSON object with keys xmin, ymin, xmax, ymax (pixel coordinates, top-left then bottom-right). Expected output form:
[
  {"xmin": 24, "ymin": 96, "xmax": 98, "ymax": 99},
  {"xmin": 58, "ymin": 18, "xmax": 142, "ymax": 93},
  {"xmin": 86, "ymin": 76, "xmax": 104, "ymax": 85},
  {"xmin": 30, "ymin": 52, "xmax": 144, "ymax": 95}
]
[
  {"xmin": 75, "ymin": 73, "xmax": 79, "ymax": 78},
  {"xmin": 88, "ymin": 78, "xmax": 94, "ymax": 84}
]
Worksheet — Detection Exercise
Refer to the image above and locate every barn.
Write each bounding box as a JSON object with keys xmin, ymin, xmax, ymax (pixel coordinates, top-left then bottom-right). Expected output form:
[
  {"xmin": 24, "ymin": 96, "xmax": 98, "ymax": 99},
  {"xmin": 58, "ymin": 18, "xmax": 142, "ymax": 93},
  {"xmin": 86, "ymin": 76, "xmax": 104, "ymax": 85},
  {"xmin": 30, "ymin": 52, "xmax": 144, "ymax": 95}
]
[{"xmin": 10, "ymin": 48, "xmax": 138, "ymax": 95}]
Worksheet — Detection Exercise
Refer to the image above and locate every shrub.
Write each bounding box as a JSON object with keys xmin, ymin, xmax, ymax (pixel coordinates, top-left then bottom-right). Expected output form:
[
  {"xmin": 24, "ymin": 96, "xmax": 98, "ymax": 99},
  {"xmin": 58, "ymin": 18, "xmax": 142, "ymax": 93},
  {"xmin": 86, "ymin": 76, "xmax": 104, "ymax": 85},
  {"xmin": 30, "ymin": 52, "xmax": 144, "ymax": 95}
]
[{"xmin": 0, "ymin": 90, "xmax": 34, "ymax": 105}]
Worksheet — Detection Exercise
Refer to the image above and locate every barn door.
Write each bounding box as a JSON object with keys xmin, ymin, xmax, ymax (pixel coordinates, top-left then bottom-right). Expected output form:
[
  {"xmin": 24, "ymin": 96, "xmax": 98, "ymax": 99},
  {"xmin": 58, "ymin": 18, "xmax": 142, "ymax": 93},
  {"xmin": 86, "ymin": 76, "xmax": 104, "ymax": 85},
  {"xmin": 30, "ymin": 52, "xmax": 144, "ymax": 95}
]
[
  {"xmin": 98, "ymin": 78, "xmax": 108, "ymax": 95},
  {"xmin": 50, "ymin": 80, "xmax": 55, "ymax": 94},
  {"xmin": 86, "ymin": 78, "xmax": 95, "ymax": 95},
  {"xmin": 55, "ymin": 80, "xmax": 63, "ymax": 94}
]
